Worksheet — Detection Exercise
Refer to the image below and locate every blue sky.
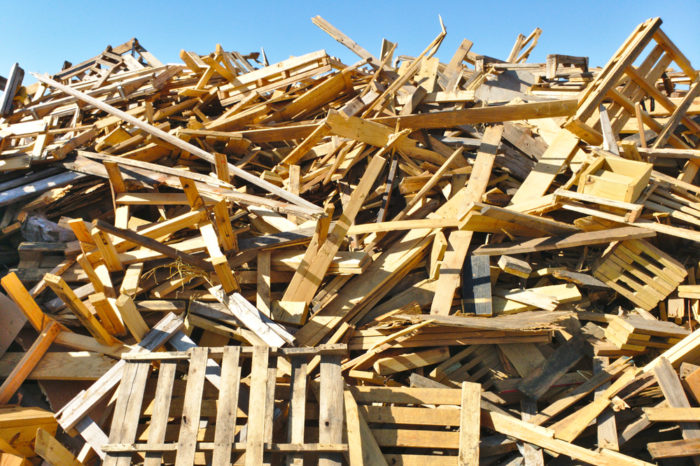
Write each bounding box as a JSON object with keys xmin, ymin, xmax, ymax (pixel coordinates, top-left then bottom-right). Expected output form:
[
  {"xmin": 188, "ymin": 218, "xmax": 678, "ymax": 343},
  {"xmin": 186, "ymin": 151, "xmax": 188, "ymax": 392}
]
[{"xmin": 1, "ymin": 1, "xmax": 698, "ymax": 81}]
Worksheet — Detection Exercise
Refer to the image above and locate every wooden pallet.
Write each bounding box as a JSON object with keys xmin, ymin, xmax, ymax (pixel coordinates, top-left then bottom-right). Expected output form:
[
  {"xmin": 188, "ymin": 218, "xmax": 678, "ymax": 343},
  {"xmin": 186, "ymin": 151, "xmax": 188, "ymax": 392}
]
[
  {"xmin": 604, "ymin": 314, "xmax": 690, "ymax": 352},
  {"xmin": 592, "ymin": 238, "xmax": 687, "ymax": 310},
  {"xmin": 102, "ymin": 344, "xmax": 347, "ymax": 466}
]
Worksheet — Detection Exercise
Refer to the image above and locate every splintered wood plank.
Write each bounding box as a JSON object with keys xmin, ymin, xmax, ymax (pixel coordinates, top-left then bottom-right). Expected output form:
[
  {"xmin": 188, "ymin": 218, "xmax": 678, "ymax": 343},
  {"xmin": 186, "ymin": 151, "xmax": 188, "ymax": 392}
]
[
  {"xmin": 246, "ymin": 346, "xmax": 270, "ymax": 466},
  {"xmin": 518, "ymin": 334, "xmax": 586, "ymax": 400},
  {"xmin": 104, "ymin": 361, "xmax": 151, "ymax": 466},
  {"xmin": 287, "ymin": 356, "xmax": 308, "ymax": 466},
  {"xmin": 458, "ymin": 382, "xmax": 481, "ymax": 466},
  {"xmin": 44, "ymin": 274, "xmax": 117, "ymax": 346},
  {"xmin": 0, "ymin": 320, "xmax": 61, "ymax": 405},
  {"xmin": 35, "ymin": 428, "xmax": 85, "ymax": 466},
  {"xmin": 653, "ymin": 356, "xmax": 700, "ymax": 459},
  {"xmin": 461, "ymin": 255, "xmax": 492, "ymax": 316},
  {"xmin": 175, "ymin": 347, "xmax": 209, "ymax": 466},
  {"xmin": 144, "ymin": 361, "xmax": 177, "ymax": 466},
  {"xmin": 319, "ymin": 355, "xmax": 344, "ymax": 466},
  {"xmin": 212, "ymin": 347, "xmax": 241, "ymax": 466},
  {"xmin": 282, "ymin": 154, "xmax": 386, "ymax": 305}
]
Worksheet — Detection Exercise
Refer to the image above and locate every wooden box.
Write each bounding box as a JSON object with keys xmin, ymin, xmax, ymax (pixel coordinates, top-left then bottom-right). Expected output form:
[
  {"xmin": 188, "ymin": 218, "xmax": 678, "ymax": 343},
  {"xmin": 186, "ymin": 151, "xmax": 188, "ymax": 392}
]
[{"xmin": 577, "ymin": 156, "xmax": 652, "ymax": 202}]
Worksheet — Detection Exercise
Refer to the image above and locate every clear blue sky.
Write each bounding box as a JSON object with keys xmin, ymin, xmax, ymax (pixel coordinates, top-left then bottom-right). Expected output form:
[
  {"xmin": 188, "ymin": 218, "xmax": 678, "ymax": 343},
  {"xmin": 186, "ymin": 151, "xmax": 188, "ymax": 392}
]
[{"xmin": 1, "ymin": 1, "xmax": 698, "ymax": 81}]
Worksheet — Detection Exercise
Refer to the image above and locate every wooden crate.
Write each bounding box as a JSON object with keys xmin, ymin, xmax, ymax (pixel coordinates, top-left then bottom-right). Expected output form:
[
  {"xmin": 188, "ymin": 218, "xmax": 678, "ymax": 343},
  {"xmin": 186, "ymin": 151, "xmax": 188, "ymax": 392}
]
[
  {"xmin": 592, "ymin": 239, "xmax": 687, "ymax": 310},
  {"xmin": 577, "ymin": 156, "xmax": 652, "ymax": 202}
]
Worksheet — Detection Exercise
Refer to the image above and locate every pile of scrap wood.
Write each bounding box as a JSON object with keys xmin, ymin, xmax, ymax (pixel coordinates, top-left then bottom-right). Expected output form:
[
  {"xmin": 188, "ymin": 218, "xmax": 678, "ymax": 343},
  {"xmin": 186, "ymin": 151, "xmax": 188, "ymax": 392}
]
[{"xmin": 0, "ymin": 13, "xmax": 699, "ymax": 465}]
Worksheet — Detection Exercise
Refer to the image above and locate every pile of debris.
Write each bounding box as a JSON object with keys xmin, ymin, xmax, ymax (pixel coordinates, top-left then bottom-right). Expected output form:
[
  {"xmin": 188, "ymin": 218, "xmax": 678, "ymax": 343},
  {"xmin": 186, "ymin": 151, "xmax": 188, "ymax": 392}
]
[{"xmin": 0, "ymin": 14, "xmax": 699, "ymax": 465}]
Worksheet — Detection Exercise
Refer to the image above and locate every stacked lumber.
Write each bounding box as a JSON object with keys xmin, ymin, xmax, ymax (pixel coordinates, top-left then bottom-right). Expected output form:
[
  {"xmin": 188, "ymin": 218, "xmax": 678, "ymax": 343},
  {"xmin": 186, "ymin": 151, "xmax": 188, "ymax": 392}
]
[{"xmin": 0, "ymin": 13, "xmax": 698, "ymax": 465}]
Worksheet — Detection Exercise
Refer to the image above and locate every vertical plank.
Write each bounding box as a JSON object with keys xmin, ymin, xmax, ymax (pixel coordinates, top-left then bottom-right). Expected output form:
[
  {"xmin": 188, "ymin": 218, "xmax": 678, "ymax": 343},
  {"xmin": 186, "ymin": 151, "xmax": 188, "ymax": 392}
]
[
  {"xmin": 287, "ymin": 356, "xmax": 308, "ymax": 466},
  {"xmin": 104, "ymin": 361, "xmax": 151, "ymax": 466},
  {"xmin": 461, "ymin": 255, "xmax": 492, "ymax": 316},
  {"xmin": 458, "ymin": 381, "xmax": 481, "ymax": 466},
  {"xmin": 144, "ymin": 361, "xmax": 177, "ymax": 466},
  {"xmin": 594, "ymin": 357, "xmax": 619, "ymax": 451},
  {"xmin": 246, "ymin": 346, "xmax": 270, "ymax": 466},
  {"xmin": 519, "ymin": 397, "xmax": 545, "ymax": 466},
  {"xmin": 263, "ymin": 356, "xmax": 277, "ymax": 466},
  {"xmin": 257, "ymin": 251, "xmax": 272, "ymax": 318},
  {"xmin": 212, "ymin": 347, "xmax": 241, "ymax": 466},
  {"xmin": 319, "ymin": 354, "xmax": 343, "ymax": 466},
  {"xmin": 175, "ymin": 347, "xmax": 209, "ymax": 466}
]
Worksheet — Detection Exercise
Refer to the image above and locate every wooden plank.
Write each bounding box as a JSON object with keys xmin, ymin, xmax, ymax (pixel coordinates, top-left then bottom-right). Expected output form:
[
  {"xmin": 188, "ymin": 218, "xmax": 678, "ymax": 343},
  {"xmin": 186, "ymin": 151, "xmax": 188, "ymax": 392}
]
[
  {"xmin": 0, "ymin": 351, "xmax": 116, "ymax": 381},
  {"xmin": 0, "ymin": 63, "xmax": 24, "ymax": 116},
  {"xmin": 114, "ymin": 294, "xmax": 150, "ymax": 342},
  {"xmin": 458, "ymin": 382, "xmax": 480, "ymax": 466},
  {"xmin": 104, "ymin": 361, "xmax": 151, "ymax": 466},
  {"xmin": 44, "ymin": 274, "xmax": 117, "ymax": 346},
  {"xmin": 245, "ymin": 346, "xmax": 270, "ymax": 466},
  {"xmin": 483, "ymin": 410, "xmax": 653, "ymax": 466},
  {"xmin": 174, "ymin": 347, "xmax": 208, "ymax": 466},
  {"xmin": 373, "ymin": 99, "xmax": 577, "ymax": 130},
  {"xmin": 648, "ymin": 439, "xmax": 700, "ymax": 459},
  {"xmin": 510, "ymin": 129, "xmax": 580, "ymax": 205},
  {"xmin": 644, "ymin": 407, "xmax": 700, "ymax": 422},
  {"xmin": 212, "ymin": 347, "xmax": 241, "ymax": 466},
  {"xmin": 287, "ymin": 356, "xmax": 308, "ymax": 466},
  {"xmin": 144, "ymin": 361, "xmax": 177, "ymax": 466},
  {"xmin": 319, "ymin": 354, "xmax": 344, "ymax": 466},
  {"xmin": 0, "ymin": 321, "xmax": 61, "ymax": 404},
  {"xmin": 594, "ymin": 357, "xmax": 619, "ymax": 451},
  {"xmin": 461, "ymin": 255, "xmax": 492, "ymax": 316},
  {"xmin": 0, "ymin": 272, "xmax": 48, "ymax": 331},
  {"xmin": 473, "ymin": 227, "xmax": 655, "ymax": 256},
  {"xmin": 34, "ymin": 428, "xmax": 84, "ymax": 466}
]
